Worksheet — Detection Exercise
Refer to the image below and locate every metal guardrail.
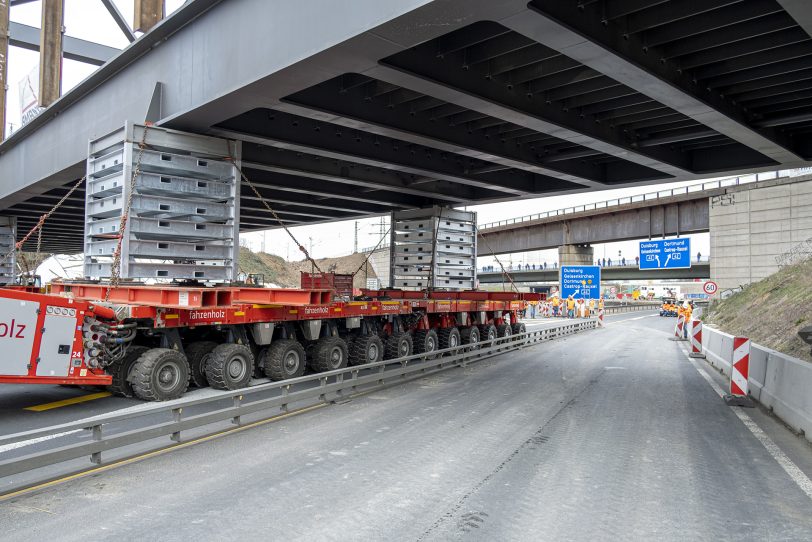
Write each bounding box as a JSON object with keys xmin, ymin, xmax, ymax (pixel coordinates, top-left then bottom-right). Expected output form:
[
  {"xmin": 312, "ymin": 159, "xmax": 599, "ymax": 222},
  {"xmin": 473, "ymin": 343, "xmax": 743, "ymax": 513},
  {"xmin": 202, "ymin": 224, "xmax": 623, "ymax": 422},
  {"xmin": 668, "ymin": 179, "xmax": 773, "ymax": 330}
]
[
  {"xmin": 0, "ymin": 320, "xmax": 596, "ymax": 482},
  {"xmin": 477, "ymin": 170, "xmax": 794, "ymax": 231},
  {"xmin": 603, "ymin": 303, "xmax": 660, "ymax": 314}
]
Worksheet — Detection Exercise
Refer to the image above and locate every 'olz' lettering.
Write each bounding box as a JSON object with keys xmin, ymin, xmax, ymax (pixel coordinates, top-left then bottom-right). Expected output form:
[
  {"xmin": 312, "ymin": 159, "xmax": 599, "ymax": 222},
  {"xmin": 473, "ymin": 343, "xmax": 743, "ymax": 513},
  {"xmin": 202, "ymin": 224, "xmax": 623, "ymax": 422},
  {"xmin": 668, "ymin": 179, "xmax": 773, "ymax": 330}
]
[{"xmin": 0, "ymin": 319, "xmax": 26, "ymax": 339}]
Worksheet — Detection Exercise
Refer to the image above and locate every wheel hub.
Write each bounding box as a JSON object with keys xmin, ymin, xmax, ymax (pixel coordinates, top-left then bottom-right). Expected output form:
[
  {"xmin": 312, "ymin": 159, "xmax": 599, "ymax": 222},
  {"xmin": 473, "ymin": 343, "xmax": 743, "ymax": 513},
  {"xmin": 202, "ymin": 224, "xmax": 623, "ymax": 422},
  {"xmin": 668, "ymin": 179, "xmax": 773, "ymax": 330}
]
[
  {"xmin": 368, "ymin": 343, "xmax": 378, "ymax": 362},
  {"xmin": 228, "ymin": 356, "xmax": 246, "ymax": 379},
  {"xmin": 158, "ymin": 364, "xmax": 178, "ymax": 389},
  {"xmin": 284, "ymin": 352, "xmax": 299, "ymax": 372}
]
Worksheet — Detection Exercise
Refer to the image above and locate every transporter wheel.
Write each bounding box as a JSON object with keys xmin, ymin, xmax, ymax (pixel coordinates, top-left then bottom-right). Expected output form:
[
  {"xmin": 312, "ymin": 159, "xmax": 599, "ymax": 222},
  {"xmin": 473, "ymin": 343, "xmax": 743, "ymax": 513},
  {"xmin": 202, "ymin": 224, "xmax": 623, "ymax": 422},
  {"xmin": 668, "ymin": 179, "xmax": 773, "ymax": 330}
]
[
  {"xmin": 384, "ymin": 332, "xmax": 413, "ymax": 360},
  {"xmin": 412, "ymin": 329, "xmax": 439, "ymax": 359},
  {"xmin": 130, "ymin": 348, "xmax": 190, "ymax": 401},
  {"xmin": 478, "ymin": 324, "xmax": 497, "ymax": 345},
  {"xmin": 310, "ymin": 337, "xmax": 349, "ymax": 372},
  {"xmin": 511, "ymin": 322, "xmax": 527, "ymax": 336},
  {"xmin": 205, "ymin": 343, "xmax": 254, "ymax": 390},
  {"xmin": 438, "ymin": 327, "xmax": 461, "ymax": 352},
  {"xmin": 349, "ymin": 334, "xmax": 384, "ymax": 366},
  {"xmin": 263, "ymin": 339, "xmax": 306, "ymax": 381},
  {"xmin": 184, "ymin": 341, "xmax": 218, "ymax": 388},
  {"xmin": 460, "ymin": 326, "xmax": 480, "ymax": 349},
  {"xmin": 107, "ymin": 345, "xmax": 148, "ymax": 397},
  {"xmin": 496, "ymin": 324, "xmax": 512, "ymax": 338}
]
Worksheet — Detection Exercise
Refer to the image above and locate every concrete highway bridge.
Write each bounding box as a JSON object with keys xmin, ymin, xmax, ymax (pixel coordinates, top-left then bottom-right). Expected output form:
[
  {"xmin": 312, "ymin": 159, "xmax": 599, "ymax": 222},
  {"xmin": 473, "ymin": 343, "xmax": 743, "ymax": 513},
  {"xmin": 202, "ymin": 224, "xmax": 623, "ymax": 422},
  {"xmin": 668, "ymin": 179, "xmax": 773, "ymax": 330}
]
[
  {"xmin": 478, "ymin": 260, "xmax": 711, "ymax": 283},
  {"xmin": 2, "ymin": 0, "xmax": 812, "ymax": 252}
]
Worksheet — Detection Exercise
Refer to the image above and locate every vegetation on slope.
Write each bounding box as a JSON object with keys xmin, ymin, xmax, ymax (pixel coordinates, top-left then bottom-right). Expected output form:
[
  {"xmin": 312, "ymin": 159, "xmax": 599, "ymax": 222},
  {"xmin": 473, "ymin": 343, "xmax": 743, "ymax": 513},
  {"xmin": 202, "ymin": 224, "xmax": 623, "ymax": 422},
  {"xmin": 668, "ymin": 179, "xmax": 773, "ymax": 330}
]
[
  {"xmin": 704, "ymin": 258, "xmax": 812, "ymax": 362},
  {"xmin": 237, "ymin": 247, "xmax": 377, "ymax": 289}
]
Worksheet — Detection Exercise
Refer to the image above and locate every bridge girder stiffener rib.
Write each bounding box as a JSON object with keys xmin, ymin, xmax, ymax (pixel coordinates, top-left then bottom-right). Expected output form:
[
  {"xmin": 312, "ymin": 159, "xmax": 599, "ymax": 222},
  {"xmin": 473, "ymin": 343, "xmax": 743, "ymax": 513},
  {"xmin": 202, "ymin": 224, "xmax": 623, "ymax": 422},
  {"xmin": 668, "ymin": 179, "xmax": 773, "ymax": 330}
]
[{"xmin": 514, "ymin": 1, "xmax": 800, "ymax": 166}]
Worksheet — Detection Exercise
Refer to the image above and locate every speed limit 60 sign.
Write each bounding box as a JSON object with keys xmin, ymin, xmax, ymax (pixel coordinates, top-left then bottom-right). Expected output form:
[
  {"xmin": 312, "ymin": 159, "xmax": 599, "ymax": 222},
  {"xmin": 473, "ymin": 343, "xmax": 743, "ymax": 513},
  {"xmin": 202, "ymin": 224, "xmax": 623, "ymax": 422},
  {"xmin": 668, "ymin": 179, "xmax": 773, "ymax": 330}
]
[{"xmin": 703, "ymin": 281, "xmax": 718, "ymax": 295}]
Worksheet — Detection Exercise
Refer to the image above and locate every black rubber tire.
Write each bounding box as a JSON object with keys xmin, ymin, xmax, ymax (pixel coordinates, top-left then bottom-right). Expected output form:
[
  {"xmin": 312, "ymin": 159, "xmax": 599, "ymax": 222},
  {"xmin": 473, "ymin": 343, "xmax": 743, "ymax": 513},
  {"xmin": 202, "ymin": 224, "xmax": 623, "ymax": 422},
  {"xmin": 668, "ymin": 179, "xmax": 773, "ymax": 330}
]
[
  {"xmin": 205, "ymin": 343, "xmax": 254, "ymax": 390},
  {"xmin": 460, "ymin": 326, "xmax": 480, "ymax": 348},
  {"xmin": 107, "ymin": 345, "xmax": 148, "ymax": 397},
  {"xmin": 479, "ymin": 324, "xmax": 498, "ymax": 345},
  {"xmin": 348, "ymin": 334, "xmax": 384, "ymax": 366},
  {"xmin": 438, "ymin": 327, "xmax": 462, "ymax": 351},
  {"xmin": 309, "ymin": 337, "xmax": 349, "ymax": 372},
  {"xmin": 412, "ymin": 329, "xmax": 439, "ymax": 359},
  {"xmin": 496, "ymin": 324, "xmax": 512, "ymax": 338},
  {"xmin": 263, "ymin": 339, "xmax": 306, "ymax": 381},
  {"xmin": 130, "ymin": 348, "xmax": 190, "ymax": 401},
  {"xmin": 384, "ymin": 332, "xmax": 413, "ymax": 360},
  {"xmin": 511, "ymin": 322, "xmax": 527, "ymax": 336},
  {"xmin": 184, "ymin": 341, "xmax": 217, "ymax": 388}
]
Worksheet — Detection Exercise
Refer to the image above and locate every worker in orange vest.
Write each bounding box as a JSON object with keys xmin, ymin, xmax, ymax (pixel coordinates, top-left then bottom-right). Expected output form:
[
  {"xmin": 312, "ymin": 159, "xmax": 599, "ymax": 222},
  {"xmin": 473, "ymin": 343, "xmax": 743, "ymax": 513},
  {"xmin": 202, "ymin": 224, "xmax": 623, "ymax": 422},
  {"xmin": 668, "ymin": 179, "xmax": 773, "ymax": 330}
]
[
  {"xmin": 566, "ymin": 295, "xmax": 576, "ymax": 318},
  {"xmin": 682, "ymin": 301, "xmax": 693, "ymax": 339}
]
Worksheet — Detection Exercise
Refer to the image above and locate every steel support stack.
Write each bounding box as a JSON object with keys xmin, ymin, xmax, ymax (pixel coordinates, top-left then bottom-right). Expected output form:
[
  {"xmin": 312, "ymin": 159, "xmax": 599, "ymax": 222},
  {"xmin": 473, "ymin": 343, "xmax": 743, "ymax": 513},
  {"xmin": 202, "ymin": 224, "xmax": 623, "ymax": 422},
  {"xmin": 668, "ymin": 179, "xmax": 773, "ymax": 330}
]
[
  {"xmin": 0, "ymin": 216, "xmax": 15, "ymax": 284},
  {"xmin": 84, "ymin": 122, "xmax": 240, "ymax": 281},
  {"xmin": 389, "ymin": 207, "xmax": 476, "ymax": 290}
]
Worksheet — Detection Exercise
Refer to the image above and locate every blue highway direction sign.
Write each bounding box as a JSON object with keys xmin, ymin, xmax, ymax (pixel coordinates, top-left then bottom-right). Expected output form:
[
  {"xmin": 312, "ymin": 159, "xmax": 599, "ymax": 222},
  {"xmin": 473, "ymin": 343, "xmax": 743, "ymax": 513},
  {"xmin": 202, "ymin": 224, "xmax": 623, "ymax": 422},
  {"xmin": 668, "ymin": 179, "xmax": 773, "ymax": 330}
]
[
  {"xmin": 639, "ymin": 238, "xmax": 691, "ymax": 270},
  {"xmin": 561, "ymin": 265, "xmax": 600, "ymax": 299}
]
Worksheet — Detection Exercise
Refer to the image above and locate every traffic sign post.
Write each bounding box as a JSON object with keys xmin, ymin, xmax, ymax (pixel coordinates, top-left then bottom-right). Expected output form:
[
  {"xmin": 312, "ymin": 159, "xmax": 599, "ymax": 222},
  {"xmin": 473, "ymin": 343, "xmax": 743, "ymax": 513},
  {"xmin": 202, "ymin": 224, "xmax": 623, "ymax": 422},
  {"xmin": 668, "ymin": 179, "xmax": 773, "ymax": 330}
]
[
  {"xmin": 639, "ymin": 238, "xmax": 691, "ymax": 270},
  {"xmin": 561, "ymin": 266, "xmax": 600, "ymax": 300}
]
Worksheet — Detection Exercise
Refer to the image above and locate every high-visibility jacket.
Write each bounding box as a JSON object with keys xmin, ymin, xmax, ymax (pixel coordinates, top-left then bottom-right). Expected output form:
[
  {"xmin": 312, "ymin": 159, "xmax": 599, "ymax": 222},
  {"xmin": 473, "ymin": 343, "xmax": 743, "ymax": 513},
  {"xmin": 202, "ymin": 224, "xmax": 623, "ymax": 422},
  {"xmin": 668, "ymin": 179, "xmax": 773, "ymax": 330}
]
[
  {"xmin": 598, "ymin": 299, "xmax": 605, "ymax": 309},
  {"xmin": 567, "ymin": 299, "xmax": 576, "ymax": 310},
  {"xmin": 684, "ymin": 306, "xmax": 692, "ymax": 322}
]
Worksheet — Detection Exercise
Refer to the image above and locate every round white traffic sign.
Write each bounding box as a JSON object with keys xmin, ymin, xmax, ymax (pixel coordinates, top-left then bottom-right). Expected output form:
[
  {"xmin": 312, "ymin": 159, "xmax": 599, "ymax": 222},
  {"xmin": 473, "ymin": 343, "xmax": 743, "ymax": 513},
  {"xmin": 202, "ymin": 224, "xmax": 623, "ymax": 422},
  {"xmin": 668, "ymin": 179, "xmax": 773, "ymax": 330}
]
[
  {"xmin": 703, "ymin": 281, "xmax": 718, "ymax": 295},
  {"xmin": 610, "ymin": 286, "xmax": 617, "ymax": 295}
]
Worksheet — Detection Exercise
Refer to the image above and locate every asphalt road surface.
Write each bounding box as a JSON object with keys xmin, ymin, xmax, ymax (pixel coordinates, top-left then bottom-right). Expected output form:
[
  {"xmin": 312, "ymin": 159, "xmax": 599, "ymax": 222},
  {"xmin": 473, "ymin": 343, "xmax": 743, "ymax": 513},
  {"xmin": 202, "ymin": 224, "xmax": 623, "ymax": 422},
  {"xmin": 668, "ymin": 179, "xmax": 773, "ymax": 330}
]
[{"xmin": 2, "ymin": 312, "xmax": 812, "ymax": 541}]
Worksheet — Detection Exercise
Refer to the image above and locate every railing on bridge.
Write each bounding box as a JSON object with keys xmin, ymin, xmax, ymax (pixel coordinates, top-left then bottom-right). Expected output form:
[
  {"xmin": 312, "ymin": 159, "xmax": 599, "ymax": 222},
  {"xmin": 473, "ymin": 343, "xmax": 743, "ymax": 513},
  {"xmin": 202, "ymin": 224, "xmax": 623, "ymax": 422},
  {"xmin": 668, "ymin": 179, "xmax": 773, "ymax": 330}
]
[
  {"xmin": 477, "ymin": 169, "xmax": 807, "ymax": 231},
  {"xmin": 479, "ymin": 257, "xmax": 710, "ymax": 273},
  {"xmin": 360, "ymin": 167, "xmax": 812, "ymax": 253}
]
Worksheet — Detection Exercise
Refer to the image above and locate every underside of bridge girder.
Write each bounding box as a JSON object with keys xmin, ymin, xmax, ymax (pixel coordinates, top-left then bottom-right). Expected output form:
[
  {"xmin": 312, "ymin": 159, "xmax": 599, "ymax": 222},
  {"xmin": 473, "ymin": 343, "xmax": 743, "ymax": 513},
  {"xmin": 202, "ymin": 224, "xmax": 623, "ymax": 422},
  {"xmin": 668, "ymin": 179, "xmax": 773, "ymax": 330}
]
[{"xmin": 1, "ymin": 0, "xmax": 811, "ymax": 253}]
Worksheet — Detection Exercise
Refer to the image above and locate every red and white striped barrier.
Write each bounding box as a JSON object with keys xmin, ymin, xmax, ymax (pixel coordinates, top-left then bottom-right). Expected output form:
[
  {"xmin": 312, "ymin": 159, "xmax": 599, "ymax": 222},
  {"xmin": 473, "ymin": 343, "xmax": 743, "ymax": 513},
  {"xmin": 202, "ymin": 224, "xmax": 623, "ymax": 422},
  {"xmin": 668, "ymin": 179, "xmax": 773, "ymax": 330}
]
[
  {"xmin": 730, "ymin": 337, "xmax": 751, "ymax": 397},
  {"xmin": 598, "ymin": 308, "xmax": 605, "ymax": 328},
  {"xmin": 689, "ymin": 321, "xmax": 705, "ymax": 358},
  {"xmin": 671, "ymin": 314, "xmax": 685, "ymax": 340}
]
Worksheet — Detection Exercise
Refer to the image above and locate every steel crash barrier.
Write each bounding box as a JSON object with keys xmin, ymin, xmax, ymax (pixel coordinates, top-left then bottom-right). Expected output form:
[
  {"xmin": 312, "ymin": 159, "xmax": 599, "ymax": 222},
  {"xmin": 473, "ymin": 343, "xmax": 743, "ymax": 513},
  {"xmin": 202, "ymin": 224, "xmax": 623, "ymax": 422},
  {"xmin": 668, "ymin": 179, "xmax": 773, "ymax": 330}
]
[
  {"xmin": 0, "ymin": 320, "xmax": 596, "ymax": 486},
  {"xmin": 602, "ymin": 304, "xmax": 659, "ymax": 314}
]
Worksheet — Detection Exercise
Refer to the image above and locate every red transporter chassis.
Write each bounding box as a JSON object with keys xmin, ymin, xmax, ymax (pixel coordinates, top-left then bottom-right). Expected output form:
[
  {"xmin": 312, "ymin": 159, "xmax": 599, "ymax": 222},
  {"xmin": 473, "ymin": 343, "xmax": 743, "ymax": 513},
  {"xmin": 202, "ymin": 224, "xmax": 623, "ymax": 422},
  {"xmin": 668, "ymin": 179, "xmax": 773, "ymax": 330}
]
[
  {"xmin": 48, "ymin": 283, "xmax": 537, "ymax": 329},
  {"xmin": 0, "ymin": 282, "xmax": 540, "ymax": 397}
]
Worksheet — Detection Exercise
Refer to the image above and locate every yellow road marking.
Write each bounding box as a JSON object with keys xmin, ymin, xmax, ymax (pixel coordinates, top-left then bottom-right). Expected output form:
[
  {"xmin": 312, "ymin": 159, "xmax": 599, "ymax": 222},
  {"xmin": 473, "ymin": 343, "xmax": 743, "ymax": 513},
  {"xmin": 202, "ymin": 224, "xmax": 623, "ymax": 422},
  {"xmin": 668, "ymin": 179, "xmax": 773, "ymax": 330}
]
[{"xmin": 24, "ymin": 392, "xmax": 112, "ymax": 412}]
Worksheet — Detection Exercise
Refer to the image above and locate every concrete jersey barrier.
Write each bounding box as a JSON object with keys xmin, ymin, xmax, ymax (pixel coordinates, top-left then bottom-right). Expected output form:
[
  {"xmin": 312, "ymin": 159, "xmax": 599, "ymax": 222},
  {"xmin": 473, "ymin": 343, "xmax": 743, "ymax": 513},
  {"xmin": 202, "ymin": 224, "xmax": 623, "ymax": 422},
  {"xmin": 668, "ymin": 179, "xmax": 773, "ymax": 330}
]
[{"xmin": 701, "ymin": 324, "xmax": 812, "ymax": 444}]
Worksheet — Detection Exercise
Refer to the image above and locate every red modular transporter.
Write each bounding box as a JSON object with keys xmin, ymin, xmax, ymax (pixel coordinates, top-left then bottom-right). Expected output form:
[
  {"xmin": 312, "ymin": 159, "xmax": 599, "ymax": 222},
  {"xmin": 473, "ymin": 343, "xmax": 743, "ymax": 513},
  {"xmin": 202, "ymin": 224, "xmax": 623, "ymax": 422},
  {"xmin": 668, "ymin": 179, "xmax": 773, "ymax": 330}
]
[{"xmin": 0, "ymin": 282, "xmax": 540, "ymax": 401}]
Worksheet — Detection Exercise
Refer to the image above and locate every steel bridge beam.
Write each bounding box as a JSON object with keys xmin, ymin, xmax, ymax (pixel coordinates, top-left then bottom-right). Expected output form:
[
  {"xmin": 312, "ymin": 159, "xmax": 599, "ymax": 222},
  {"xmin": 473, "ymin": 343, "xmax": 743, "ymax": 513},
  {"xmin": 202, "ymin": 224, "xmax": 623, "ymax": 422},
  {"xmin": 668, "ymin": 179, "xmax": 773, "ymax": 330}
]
[
  {"xmin": 516, "ymin": 1, "xmax": 799, "ymax": 165},
  {"xmin": 280, "ymin": 77, "xmax": 670, "ymax": 186},
  {"xmin": 8, "ymin": 21, "xmax": 120, "ymax": 66}
]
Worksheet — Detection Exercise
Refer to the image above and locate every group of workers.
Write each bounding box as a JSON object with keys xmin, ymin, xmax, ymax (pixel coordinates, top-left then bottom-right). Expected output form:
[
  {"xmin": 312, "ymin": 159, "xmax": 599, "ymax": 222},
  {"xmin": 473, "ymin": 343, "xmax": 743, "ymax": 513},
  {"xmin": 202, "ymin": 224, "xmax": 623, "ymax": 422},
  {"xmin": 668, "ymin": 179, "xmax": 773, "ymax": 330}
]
[
  {"xmin": 659, "ymin": 299, "xmax": 695, "ymax": 338},
  {"xmin": 525, "ymin": 295, "xmax": 605, "ymax": 319}
]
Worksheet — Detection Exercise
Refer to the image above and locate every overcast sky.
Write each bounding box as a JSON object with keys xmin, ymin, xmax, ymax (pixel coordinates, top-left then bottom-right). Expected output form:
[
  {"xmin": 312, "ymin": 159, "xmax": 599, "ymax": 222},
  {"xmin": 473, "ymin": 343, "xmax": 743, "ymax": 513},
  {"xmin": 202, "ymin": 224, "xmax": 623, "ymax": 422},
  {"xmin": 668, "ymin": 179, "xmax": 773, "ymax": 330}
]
[{"xmin": 3, "ymin": 1, "xmax": 762, "ymax": 265}]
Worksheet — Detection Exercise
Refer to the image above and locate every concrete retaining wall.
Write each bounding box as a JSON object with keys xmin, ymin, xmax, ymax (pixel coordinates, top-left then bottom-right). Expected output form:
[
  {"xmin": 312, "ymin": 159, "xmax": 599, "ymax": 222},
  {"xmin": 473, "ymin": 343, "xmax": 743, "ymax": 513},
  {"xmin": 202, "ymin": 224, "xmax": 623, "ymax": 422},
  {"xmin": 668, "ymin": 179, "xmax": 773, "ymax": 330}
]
[{"xmin": 702, "ymin": 325, "xmax": 812, "ymax": 442}]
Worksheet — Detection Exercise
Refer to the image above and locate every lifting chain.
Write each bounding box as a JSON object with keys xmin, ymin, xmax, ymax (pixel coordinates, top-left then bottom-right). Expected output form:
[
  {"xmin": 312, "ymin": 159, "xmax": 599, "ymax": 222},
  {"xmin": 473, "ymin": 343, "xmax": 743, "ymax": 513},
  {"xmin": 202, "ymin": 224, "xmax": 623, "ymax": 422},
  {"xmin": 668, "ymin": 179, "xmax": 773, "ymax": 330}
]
[
  {"xmin": 350, "ymin": 224, "xmax": 390, "ymax": 280},
  {"xmin": 225, "ymin": 149, "xmax": 335, "ymax": 293},
  {"xmin": 0, "ymin": 174, "xmax": 86, "ymax": 279},
  {"xmin": 476, "ymin": 225, "xmax": 519, "ymax": 294},
  {"xmin": 106, "ymin": 126, "xmax": 150, "ymax": 301}
]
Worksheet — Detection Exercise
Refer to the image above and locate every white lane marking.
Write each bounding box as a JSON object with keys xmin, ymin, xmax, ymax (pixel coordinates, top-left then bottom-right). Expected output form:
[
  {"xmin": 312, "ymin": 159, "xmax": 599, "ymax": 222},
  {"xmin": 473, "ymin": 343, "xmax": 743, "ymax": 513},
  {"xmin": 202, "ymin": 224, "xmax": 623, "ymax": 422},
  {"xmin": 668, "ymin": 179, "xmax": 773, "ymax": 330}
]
[
  {"xmin": 0, "ymin": 430, "xmax": 83, "ymax": 453},
  {"xmin": 682, "ymin": 347, "xmax": 812, "ymax": 501},
  {"xmin": 0, "ymin": 378, "xmax": 273, "ymax": 454},
  {"xmin": 605, "ymin": 313, "xmax": 658, "ymax": 325}
]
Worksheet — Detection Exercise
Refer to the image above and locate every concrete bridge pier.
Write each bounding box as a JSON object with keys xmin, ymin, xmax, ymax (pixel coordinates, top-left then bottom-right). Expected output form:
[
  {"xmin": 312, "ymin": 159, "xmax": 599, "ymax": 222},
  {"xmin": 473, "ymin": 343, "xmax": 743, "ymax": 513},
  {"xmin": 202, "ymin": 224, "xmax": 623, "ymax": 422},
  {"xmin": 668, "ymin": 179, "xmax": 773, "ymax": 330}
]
[
  {"xmin": 558, "ymin": 244, "xmax": 593, "ymax": 294},
  {"xmin": 558, "ymin": 244, "xmax": 594, "ymax": 267}
]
